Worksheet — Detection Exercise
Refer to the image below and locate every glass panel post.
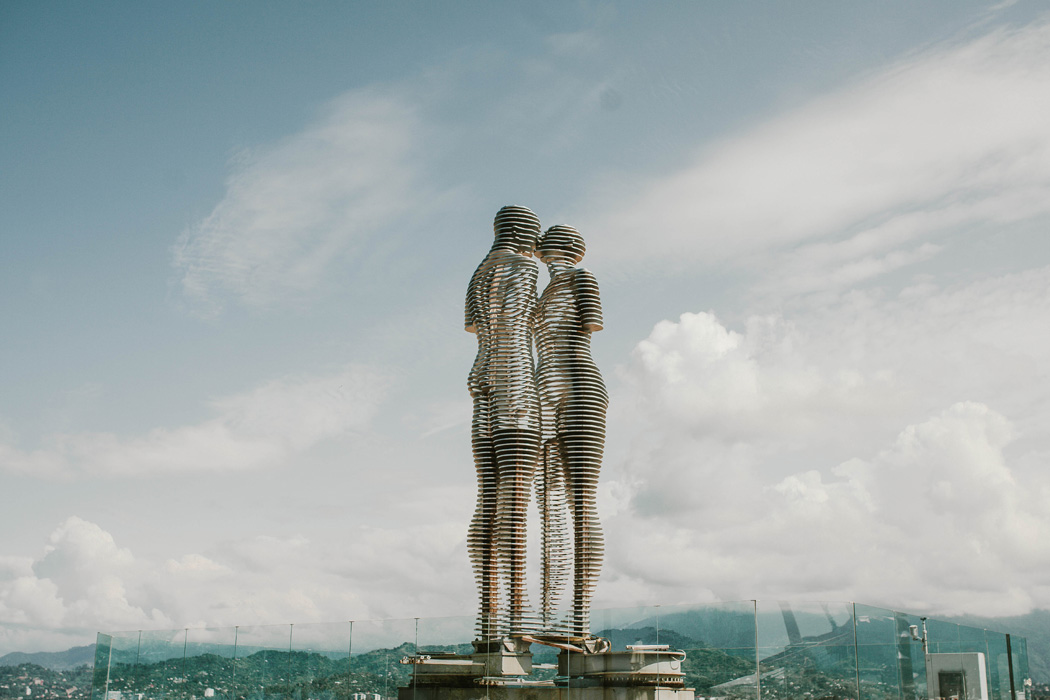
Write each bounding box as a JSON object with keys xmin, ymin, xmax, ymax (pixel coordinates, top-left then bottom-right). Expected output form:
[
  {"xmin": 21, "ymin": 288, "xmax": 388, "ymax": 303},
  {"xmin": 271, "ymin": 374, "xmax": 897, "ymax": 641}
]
[{"xmin": 755, "ymin": 600, "xmax": 760, "ymax": 700}]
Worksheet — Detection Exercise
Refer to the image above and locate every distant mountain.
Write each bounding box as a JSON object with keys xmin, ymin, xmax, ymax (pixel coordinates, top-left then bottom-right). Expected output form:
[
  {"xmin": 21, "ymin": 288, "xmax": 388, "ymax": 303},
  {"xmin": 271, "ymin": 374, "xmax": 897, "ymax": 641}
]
[{"xmin": 0, "ymin": 644, "xmax": 96, "ymax": 671}]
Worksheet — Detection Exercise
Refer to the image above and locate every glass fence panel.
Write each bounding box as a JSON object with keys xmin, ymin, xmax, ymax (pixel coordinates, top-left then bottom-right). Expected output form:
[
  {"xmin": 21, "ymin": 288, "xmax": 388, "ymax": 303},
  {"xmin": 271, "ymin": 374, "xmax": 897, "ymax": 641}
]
[
  {"xmin": 129, "ymin": 629, "xmax": 189, "ymax": 699},
  {"xmin": 893, "ymin": 610, "xmax": 928, "ymax": 700},
  {"xmin": 854, "ymin": 604, "xmax": 901, "ymax": 700},
  {"xmin": 1013, "ymin": 636, "xmax": 1030, "ymax": 700},
  {"xmin": 986, "ymin": 630, "xmax": 1010, "ymax": 700},
  {"xmin": 285, "ymin": 621, "xmax": 352, "ymax": 700},
  {"xmin": 589, "ymin": 604, "xmax": 661, "ymax": 649},
  {"xmin": 178, "ymin": 626, "xmax": 238, "ymax": 700},
  {"xmin": 926, "ymin": 618, "xmax": 962, "ymax": 654},
  {"xmin": 347, "ymin": 617, "xmax": 416, "ymax": 700},
  {"xmin": 958, "ymin": 622, "xmax": 989, "ymax": 655},
  {"xmin": 105, "ymin": 632, "xmax": 142, "ymax": 699},
  {"xmin": 89, "ymin": 604, "xmax": 1037, "ymax": 700},
  {"xmin": 91, "ymin": 633, "xmax": 114, "ymax": 700},
  {"xmin": 408, "ymin": 614, "xmax": 479, "ymax": 693},
  {"xmin": 652, "ymin": 601, "xmax": 758, "ymax": 700},
  {"xmin": 415, "ymin": 614, "xmax": 473, "ymax": 652},
  {"xmin": 137, "ymin": 628, "xmax": 187, "ymax": 666},
  {"xmin": 231, "ymin": 623, "xmax": 295, "ymax": 700},
  {"xmin": 756, "ymin": 600, "xmax": 858, "ymax": 700}
]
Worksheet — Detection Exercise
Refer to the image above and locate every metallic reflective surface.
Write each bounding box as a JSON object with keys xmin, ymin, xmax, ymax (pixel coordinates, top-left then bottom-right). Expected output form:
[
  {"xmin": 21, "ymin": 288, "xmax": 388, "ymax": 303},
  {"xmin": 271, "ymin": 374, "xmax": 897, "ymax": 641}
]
[
  {"xmin": 535, "ymin": 225, "xmax": 606, "ymax": 638},
  {"xmin": 465, "ymin": 208, "xmax": 607, "ymax": 640},
  {"xmin": 465, "ymin": 206, "xmax": 543, "ymax": 639}
]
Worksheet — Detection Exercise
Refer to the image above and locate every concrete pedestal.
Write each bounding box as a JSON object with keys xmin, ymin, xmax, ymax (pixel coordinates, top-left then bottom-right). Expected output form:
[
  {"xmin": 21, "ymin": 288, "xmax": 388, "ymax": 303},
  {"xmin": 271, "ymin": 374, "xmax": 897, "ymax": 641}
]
[
  {"xmin": 398, "ymin": 684, "xmax": 694, "ymax": 700},
  {"xmin": 398, "ymin": 643, "xmax": 694, "ymax": 700}
]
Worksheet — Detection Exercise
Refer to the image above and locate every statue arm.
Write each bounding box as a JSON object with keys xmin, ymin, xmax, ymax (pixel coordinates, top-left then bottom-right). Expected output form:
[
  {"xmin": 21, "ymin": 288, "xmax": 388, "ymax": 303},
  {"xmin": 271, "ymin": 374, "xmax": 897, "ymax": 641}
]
[
  {"xmin": 573, "ymin": 268, "xmax": 603, "ymax": 332},
  {"xmin": 465, "ymin": 262, "xmax": 484, "ymax": 333}
]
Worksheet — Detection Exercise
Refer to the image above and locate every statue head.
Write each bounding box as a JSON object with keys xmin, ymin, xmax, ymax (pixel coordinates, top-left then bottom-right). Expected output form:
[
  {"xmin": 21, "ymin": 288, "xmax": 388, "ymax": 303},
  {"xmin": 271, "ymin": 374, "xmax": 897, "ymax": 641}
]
[
  {"xmin": 537, "ymin": 225, "xmax": 585, "ymax": 264},
  {"xmin": 493, "ymin": 205, "xmax": 541, "ymax": 254}
]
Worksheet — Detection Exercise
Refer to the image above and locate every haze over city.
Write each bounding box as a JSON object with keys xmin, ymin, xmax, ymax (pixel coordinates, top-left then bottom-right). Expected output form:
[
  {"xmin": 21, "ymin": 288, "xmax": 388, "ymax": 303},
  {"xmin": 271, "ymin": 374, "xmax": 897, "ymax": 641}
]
[{"xmin": 3, "ymin": 1, "xmax": 1050, "ymax": 656}]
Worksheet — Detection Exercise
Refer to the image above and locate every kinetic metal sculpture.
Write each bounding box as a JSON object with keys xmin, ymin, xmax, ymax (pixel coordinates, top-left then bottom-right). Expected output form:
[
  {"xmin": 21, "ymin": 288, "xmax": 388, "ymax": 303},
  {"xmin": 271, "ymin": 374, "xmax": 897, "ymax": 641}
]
[
  {"xmin": 405, "ymin": 207, "xmax": 691, "ymax": 698},
  {"xmin": 465, "ymin": 206, "xmax": 543, "ymax": 640},
  {"xmin": 534, "ymin": 225, "xmax": 607, "ymax": 639},
  {"xmin": 465, "ymin": 209, "xmax": 606, "ymax": 642}
]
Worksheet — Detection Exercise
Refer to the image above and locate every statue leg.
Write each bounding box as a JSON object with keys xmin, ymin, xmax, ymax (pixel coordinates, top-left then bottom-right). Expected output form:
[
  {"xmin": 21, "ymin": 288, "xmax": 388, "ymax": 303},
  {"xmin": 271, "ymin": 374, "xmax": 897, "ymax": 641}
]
[
  {"xmin": 494, "ymin": 428, "xmax": 540, "ymax": 635},
  {"xmin": 469, "ymin": 397, "xmax": 499, "ymax": 640},
  {"xmin": 537, "ymin": 435, "xmax": 569, "ymax": 632},
  {"xmin": 562, "ymin": 397, "xmax": 606, "ymax": 638}
]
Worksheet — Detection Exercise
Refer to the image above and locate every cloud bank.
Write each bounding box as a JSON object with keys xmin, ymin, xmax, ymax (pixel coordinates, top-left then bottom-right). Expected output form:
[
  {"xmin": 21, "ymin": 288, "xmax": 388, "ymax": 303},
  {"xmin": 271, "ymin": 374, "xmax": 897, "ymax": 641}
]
[
  {"xmin": 585, "ymin": 19, "xmax": 1050, "ymax": 289},
  {"xmin": 0, "ymin": 516, "xmax": 471, "ymax": 655},
  {"xmin": 601, "ymin": 265, "xmax": 1050, "ymax": 616}
]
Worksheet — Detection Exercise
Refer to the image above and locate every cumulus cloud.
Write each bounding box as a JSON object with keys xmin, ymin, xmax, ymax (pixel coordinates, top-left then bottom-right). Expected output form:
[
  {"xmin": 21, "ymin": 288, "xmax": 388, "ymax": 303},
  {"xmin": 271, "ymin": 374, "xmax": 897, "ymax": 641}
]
[
  {"xmin": 601, "ymin": 265, "xmax": 1050, "ymax": 616},
  {"xmin": 0, "ymin": 516, "xmax": 474, "ymax": 654},
  {"xmin": 172, "ymin": 89, "xmax": 447, "ymax": 316},
  {"xmin": 605, "ymin": 401, "xmax": 1050, "ymax": 616},
  {"xmin": 0, "ymin": 365, "xmax": 388, "ymax": 478},
  {"xmin": 583, "ymin": 19, "xmax": 1050, "ymax": 287},
  {"xmin": 0, "ymin": 518, "xmax": 172, "ymax": 655},
  {"xmin": 768, "ymin": 401, "xmax": 1049, "ymax": 615},
  {"xmin": 626, "ymin": 312, "xmax": 824, "ymax": 436}
]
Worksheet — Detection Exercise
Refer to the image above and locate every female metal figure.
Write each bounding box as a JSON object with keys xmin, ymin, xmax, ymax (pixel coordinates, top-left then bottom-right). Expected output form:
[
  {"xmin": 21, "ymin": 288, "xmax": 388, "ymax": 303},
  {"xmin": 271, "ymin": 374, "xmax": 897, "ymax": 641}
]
[{"xmin": 534, "ymin": 225, "xmax": 607, "ymax": 638}]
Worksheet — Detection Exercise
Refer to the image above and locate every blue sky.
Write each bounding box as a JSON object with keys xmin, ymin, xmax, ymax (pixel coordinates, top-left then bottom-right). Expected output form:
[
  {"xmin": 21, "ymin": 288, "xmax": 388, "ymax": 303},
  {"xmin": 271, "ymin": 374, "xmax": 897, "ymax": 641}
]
[{"xmin": 3, "ymin": 1, "xmax": 1050, "ymax": 653}]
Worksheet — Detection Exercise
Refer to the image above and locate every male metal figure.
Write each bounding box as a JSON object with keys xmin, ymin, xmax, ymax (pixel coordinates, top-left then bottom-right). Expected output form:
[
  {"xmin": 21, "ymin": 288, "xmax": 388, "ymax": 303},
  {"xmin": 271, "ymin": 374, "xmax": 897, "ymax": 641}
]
[{"xmin": 465, "ymin": 205, "xmax": 543, "ymax": 640}]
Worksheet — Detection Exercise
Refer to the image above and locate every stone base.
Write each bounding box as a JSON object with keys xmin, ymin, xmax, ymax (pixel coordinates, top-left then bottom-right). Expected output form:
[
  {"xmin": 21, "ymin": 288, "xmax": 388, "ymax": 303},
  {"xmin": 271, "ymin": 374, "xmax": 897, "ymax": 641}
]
[
  {"xmin": 398, "ymin": 682, "xmax": 695, "ymax": 700},
  {"xmin": 399, "ymin": 644, "xmax": 693, "ymax": 700},
  {"xmin": 558, "ymin": 646, "xmax": 686, "ymax": 685},
  {"xmin": 403, "ymin": 638, "xmax": 534, "ymax": 686}
]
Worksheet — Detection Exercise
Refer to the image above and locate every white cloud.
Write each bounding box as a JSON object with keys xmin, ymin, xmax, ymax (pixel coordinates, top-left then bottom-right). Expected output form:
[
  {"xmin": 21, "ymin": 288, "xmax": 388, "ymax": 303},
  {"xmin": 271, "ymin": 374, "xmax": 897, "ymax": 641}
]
[
  {"xmin": 603, "ymin": 402, "xmax": 1050, "ymax": 616},
  {"xmin": 0, "ymin": 517, "xmax": 473, "ymax": 653},
  {"xmin": 0, "ymin": 365, "xmax": 388, "ymax": 478},
  {"xmin": 172, "ymin": 89, "xmax": 444, "ymax": 316},
  {"xmin": 583, "ymin": 19, "xmax": 1050, "ymax": 287},
  {"xmin": 0, "ymin": 518, "xmax": 172, "ymax": 641},
  {"xmin": 619, "ymin": 309, "xmax": 901, "ymax": 448},
  {"xmin": 602, "ymin": 264, "xmax": 1050, "ymax": 616}
]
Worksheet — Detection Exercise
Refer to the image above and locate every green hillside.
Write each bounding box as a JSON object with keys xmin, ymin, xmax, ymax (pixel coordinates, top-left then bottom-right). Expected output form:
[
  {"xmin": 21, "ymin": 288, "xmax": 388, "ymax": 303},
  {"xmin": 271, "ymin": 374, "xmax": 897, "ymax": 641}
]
[{"xmin": 0, "ymin": 646, "xmax": 97, "ymax": 671}]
